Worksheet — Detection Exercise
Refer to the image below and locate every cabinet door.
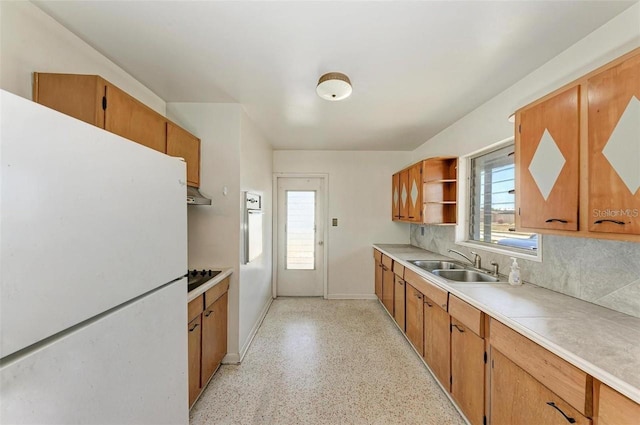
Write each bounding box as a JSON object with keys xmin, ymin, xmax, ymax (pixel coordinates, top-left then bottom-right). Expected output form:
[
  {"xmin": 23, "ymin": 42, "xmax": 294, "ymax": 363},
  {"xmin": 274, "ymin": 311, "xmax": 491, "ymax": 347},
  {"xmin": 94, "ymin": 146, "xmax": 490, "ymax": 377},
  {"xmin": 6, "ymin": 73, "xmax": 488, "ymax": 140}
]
[
  {"xmin": 33, "ymin": 73, "xmax": 105, "ymax": 128},
  {"xmin": 451, "ymin": 318, "xmax": 485, "ymax": 425},
  {"xmin": 381, "ymin": 263, "xmax": 395, "ymax": 315},
  {"xmin": 187, "ymin": 316, "xmax": 202, "ymax": 407},
  {"xmin": 399, "ymin": 169, "xmax": 409, "ymax": 221},
  {"xmin": 405, "ymin": 284, "xmax": 424, "ymax": 356},
  {"xmin": 392, "ymin": 173, "xmax": 400, "ymax": 221},
  {"xmin": 201, "ymin": 292, "xmax": 227, "ymax": 386},
  {"xmin": 518, "ymin": 86, "xmax": 579, "ymax": 231},
  {"xmin": 167, "ymin": 122, "xmax": 201, "ymax": 187},
  {"xmin": 407, "ymin": 162, "xmax": 423, "ymax": 222},
  {"xmin": 588, "ymin": 53, "xmax": 640, "ymax": 235},
  {"xmin": 491, "ymin": 349, "xmax": 591, "ymax": 425},
  {"xmin": 212, "ymin": 292, "xmax": 228, "ymax": 368},
  {"xmin": 393, "ymin": 275, "xmax": 405, "ymax": 331},
  {"xmin": 104, "ymin": 84, "xmax": 167, "ymax": 153},
  {"xmin": 423, "ymin": 298, "xmax": 450, "ymax": 390},
  {"xmin": 374, "ymin": 260, "xmax": 383, "ymax": 301},
  {"xmin": 597, "ymin": 383, "xmax": 640, "ymax": 425}
]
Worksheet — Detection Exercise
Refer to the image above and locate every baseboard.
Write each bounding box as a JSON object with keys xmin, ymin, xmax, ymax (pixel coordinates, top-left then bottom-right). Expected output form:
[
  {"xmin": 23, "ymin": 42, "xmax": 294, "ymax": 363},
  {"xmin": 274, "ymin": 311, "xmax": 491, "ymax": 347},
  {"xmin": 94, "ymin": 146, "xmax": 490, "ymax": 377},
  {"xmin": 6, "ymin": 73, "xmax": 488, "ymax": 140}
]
[
  {"xmin": 222, "ymin": 352, "xmax": 240, "ymax": 364},
  {"xmin": 227, "ymin": 296, "xmax": 274, "ymax": 365},
  {"xmin": 326, "ymin": 294, "xmax": 378, "ymax": 300}
]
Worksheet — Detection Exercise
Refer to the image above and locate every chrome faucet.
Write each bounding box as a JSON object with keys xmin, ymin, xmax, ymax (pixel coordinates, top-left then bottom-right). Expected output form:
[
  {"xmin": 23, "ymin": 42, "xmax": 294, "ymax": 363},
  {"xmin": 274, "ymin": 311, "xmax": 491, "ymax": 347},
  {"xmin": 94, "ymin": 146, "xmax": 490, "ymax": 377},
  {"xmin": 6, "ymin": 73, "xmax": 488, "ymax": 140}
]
[
  {"xmin": 448, "ymin": 249, "xmax": 481, "ymax": 269},
  {"xmin": 490, "ymin": 261, "xmax": 499, "ymax": 276}
]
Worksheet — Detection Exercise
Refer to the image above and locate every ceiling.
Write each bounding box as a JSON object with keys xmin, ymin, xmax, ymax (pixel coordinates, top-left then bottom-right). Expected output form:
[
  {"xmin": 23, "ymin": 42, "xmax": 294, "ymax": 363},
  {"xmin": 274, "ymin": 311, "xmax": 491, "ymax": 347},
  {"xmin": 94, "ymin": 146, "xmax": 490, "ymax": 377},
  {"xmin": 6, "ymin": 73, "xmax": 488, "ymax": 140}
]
[{"xmin": 34, "ymin": 1, "xmax": 636, "ymax": 151}]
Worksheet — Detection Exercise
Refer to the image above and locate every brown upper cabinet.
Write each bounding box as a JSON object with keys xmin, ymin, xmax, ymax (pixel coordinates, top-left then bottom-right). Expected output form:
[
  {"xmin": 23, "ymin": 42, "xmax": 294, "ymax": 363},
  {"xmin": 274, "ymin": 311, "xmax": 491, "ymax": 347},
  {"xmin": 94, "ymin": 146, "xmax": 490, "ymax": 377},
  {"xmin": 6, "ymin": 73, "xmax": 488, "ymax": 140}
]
[
  {"xmin": 588, "ymin": 53, "xmax": 640, "ymax": 235},
  {"xmin": 167, "ymin": 122, "xmax": 201, "ymax": 187},
  {"xmin": 514, "ymin": 48, "xmax": 640, "ymax": 242},
  {"xmin": 517, "ymin": 86, "xmax": 580, "ymax": 231},
  {"xmin": 33, "ymin": 72, "xmax": 202, "ymax": 187},
  {"xmin": 392, "ymin": 157, "xmax": 458, "ymax": 225}
]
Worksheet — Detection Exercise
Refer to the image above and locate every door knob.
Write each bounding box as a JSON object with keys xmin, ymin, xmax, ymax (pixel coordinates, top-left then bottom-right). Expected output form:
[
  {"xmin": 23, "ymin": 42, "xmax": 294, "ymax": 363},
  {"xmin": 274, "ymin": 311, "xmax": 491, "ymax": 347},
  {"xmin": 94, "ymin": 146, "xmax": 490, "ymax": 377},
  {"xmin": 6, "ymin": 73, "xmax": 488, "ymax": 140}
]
[{"xmin": 318, "ymin": 241, "xmax": 324, "ymax": 246}]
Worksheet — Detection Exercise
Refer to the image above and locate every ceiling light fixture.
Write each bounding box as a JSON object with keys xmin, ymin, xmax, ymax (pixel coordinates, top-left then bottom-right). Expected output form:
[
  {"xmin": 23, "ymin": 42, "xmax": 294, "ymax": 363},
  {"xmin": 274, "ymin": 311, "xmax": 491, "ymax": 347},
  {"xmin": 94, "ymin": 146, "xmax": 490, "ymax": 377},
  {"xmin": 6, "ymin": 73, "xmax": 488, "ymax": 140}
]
[{"xmin": 316, "ymin": 72, "xmax": 352, "ymax": 101}]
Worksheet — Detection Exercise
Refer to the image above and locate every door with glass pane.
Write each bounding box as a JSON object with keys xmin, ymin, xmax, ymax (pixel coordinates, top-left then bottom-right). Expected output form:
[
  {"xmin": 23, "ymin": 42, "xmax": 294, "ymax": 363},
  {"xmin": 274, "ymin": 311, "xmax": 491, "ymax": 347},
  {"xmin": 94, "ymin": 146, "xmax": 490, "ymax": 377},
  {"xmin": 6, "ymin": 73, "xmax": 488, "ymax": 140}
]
[{"xmin": 276, "ymin": 177, "xmax": 325, "ymax": 296}]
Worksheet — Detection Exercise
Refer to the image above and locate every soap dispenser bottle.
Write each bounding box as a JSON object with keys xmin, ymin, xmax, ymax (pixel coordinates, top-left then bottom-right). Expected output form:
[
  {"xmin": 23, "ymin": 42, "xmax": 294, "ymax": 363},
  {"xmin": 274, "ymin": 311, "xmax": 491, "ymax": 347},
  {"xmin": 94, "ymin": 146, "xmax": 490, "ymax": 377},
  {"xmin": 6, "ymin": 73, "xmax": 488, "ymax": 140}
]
[{"xmin": 508, "ymin": 257, "xmax": 521, "ymax": 285}]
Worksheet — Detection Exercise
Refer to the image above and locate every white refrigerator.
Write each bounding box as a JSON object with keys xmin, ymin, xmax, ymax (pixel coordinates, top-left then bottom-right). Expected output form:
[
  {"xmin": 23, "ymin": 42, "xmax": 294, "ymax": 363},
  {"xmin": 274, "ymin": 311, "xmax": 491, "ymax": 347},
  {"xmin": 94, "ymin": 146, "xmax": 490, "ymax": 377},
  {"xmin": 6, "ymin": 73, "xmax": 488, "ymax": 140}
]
[{"xmin": 0, "ymin": 90, "xmax": 189, "ymax": 424}]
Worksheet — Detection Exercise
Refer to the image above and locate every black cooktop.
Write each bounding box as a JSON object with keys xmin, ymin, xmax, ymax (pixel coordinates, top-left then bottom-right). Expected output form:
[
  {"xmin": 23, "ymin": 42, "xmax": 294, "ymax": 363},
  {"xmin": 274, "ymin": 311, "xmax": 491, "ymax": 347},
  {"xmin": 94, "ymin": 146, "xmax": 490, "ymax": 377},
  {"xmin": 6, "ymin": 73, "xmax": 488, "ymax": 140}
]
[{"xmin": 187, "ymin": 269, "xmax": 222, "ymax": 292}]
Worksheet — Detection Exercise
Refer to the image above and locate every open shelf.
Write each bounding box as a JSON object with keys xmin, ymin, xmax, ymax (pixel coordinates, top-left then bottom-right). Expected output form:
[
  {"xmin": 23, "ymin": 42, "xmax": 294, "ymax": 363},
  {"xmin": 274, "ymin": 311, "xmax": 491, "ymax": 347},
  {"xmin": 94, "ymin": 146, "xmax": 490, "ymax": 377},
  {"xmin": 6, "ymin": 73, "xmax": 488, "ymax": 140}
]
[{"xmin": 422, "ymin": 157, "xmax": 458, "ymax": 224}]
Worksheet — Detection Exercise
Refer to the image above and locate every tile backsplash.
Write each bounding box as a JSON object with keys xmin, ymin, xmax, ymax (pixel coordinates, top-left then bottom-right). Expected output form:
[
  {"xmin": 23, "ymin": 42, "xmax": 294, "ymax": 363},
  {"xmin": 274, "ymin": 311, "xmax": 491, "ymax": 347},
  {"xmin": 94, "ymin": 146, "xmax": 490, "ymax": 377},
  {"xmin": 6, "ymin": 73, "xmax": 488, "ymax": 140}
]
[{"xmin": 410, "ymin": 225, "xmax": 640, "ymax": 319}]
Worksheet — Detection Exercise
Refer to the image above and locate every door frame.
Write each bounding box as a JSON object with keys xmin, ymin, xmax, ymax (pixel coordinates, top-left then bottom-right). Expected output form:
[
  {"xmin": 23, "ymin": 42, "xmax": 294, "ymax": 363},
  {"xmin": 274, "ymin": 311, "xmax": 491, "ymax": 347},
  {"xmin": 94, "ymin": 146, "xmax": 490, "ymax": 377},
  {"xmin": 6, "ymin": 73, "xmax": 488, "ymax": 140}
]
[{"xmin": 272, "ymin": 173, "xmax": 329, "ymax": 299}]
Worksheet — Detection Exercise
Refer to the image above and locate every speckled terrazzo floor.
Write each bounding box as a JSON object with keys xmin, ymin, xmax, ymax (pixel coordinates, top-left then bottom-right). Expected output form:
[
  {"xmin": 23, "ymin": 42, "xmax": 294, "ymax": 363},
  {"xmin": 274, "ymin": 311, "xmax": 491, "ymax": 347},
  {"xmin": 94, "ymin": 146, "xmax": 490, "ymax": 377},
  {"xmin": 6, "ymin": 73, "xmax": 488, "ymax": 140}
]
[{"xmin": 189, "ymin": 298, "xmax": 465, "ymax": 425}]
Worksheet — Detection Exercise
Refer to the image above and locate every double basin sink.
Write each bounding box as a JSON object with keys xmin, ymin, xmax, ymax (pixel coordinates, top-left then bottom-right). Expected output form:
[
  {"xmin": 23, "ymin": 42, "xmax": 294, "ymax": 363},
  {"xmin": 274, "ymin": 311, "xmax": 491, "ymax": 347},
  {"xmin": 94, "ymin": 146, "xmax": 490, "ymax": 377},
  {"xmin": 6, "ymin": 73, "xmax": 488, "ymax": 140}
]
[{"xmin": 407, "ymin": 260, "xmax": 500, "ymax": 283}]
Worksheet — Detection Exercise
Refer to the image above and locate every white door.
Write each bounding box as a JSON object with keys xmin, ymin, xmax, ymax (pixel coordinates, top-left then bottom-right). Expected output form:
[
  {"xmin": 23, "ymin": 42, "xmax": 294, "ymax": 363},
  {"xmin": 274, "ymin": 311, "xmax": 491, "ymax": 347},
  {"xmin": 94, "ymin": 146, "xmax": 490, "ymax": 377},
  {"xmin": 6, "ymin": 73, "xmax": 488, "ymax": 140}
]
[{"xmin": 276, "ymin": 177, "xmax": 325, "ymax": 296}]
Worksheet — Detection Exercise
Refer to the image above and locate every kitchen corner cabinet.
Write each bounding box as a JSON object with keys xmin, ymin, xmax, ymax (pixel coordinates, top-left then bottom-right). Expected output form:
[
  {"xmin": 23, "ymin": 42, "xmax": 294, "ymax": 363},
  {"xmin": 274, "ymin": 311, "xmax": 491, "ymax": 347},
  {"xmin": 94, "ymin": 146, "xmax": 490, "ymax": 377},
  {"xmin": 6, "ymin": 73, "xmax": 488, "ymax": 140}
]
[
  {"xmin": 449, "ymin": 295, "xmax": 486, "ymax": 425},
  {"xmin": 33, "ymin": 72, "xmax": 202, "ymax": 187},
  {"xmin": 187, "ymin": 277, "xmax": 229, "ymax": 409},
  {"xmin": 587, "ymin": 53, "xmax": 640, "ymax": 235},
  {"xmin": 517, "ymin": 86, "xmax": 579, "ymax": 231},
  {"xmin": 514, "ymin": 48, "xmax": 640, "ymax": 241}
]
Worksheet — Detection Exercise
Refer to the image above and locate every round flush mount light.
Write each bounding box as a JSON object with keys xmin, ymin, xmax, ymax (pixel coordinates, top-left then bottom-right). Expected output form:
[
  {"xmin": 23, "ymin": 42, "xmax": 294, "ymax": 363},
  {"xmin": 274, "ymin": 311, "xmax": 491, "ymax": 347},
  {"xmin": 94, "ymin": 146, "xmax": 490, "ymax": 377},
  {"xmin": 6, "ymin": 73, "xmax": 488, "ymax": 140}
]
[{"xmin": 316, "ymin": 72, "xmax": 352, "ymax": 101}]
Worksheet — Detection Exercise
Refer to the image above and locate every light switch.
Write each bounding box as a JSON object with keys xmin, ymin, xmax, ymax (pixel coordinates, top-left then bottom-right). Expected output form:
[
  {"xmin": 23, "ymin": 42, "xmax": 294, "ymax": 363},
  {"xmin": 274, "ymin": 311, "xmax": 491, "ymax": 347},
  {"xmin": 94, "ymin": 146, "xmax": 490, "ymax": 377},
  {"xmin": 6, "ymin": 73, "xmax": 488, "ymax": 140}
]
[{"xmin": 332, "ymin": 218, "xmax": 338, "ymax": 227}]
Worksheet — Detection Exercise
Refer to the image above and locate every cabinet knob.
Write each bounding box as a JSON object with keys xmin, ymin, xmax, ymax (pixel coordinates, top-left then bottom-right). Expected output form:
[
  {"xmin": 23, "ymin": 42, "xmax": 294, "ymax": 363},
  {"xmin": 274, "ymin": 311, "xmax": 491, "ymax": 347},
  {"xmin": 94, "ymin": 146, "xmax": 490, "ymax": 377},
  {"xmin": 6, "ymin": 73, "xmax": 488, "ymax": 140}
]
[
  {"xmin": 204, "ymin": 310, "xmax": 214, "ymax": 317},
  {"xmin": 188, "ymin": 323, "xmax": 199, "ymax": 332}
]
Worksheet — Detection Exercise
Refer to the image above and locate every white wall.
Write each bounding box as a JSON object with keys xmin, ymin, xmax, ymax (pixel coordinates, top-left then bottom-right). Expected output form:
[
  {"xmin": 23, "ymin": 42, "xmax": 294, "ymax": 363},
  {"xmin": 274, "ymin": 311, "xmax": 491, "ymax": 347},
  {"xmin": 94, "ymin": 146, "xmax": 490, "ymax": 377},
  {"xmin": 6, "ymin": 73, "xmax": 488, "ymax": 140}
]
[
  {"xmin": 166, "ymin": 102, "xmax": 243, "ymax": 358},
  {"xmin": 239, "ymin": 112, "xmax": 274, "ymax": 357},
  {"xmin": 412, "ymin": 3, "xmax": 640, "ymax": 161},
  {"xmin": 0, "ymin": 1, "xmax": 165, "ymax": 114},
  {"xmin": 273, "ymin": 151, "xmax": 412, "ymax": 298}
]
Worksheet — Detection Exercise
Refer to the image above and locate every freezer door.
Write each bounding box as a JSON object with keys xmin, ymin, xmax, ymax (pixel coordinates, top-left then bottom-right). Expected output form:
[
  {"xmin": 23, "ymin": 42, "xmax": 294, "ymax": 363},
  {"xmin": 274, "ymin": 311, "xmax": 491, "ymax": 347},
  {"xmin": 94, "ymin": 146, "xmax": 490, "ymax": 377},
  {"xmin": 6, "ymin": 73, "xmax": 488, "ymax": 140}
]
[
  {"xmin": 0, "ymin": 280, "xmax": 188, "ymax": 425},
  {"xmin": 0, "ymin": 91, "xmax": 187, "ymax": 357}
]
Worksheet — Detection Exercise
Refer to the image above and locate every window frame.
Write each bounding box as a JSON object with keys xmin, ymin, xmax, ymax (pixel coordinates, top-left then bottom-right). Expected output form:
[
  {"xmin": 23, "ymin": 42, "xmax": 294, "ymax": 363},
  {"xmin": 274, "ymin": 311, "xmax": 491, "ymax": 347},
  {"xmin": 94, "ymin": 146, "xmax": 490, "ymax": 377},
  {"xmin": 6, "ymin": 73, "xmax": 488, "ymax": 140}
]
[{"xmin": 455, "ymin": 137, "xmax": 542, "ymax": 262}]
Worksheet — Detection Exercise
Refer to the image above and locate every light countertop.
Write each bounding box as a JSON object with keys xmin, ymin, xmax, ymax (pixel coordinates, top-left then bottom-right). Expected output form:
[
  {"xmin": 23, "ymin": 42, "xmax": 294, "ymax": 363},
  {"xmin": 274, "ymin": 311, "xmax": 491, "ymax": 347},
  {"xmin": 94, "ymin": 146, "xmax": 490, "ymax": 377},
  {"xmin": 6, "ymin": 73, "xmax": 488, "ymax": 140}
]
[
  {"xmin": 374, "ymin": 243, "xmax": 640, "ymax": 404},
  {"xmin": 187, "ymin": 267, "xmax": 233, "ymax": 303}
]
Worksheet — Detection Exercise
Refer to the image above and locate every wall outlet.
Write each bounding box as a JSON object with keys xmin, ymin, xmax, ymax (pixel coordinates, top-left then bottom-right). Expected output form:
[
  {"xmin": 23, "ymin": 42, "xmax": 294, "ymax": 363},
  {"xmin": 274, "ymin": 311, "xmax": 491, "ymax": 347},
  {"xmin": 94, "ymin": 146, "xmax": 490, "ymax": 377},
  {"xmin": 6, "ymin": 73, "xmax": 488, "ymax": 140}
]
[
  {"xmin": 421, "ymin": 227, "xmax": 424, "ymax": 236},
  {"xmin": 332, "ymin": 218, "xmax": 338, "ymax": 226}
]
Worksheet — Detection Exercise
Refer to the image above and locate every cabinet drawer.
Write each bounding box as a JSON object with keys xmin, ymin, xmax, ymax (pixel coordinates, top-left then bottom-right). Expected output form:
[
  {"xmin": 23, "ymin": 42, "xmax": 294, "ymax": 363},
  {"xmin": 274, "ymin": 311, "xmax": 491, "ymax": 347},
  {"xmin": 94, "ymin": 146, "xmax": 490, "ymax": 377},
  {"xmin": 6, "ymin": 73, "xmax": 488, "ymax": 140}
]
[
  {"xmin": 449, "ymin": 295, "xmax": 484, "ymax": 337},
  {"xmin": 382, "ymin": 254, "xmax": 393, "ymax": 270},
  {"xmin": 204, "ymin": 277, "xmax": 230, "ymax": 308},
  {"xmin": 490, "ymin": 319, "xmax": 591, "ymax": 416},
  {"xmin": 392, "ymin": 261, "xmax": 405, "ymax": 278},
  {"xmin": 404, "ymin": 268, "xmax": 448, "ymax": 311},
  {"xmin": 597, "ymin": 382, "xmax": 640, "ymax": 425},
  {"xmin": 373, "ymin": 249, "xmax": 382, "ymax": 263},
  {"xmin": 491, "ymin": 349, "xmax": 591, "ymax": 425},
  {"xmin": 188, "ymin": 294, "xmax": 204, "ymax": 323}
]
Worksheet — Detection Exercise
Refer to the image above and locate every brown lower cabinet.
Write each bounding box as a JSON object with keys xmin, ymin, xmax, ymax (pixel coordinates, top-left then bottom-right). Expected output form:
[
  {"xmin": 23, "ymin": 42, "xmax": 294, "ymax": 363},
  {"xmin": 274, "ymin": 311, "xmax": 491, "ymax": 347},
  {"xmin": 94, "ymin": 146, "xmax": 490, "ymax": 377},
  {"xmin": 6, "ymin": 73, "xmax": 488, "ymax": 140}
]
[
  {"xmin": 405, "ymin": 283, "xmax": 424, "ymax": 356},
  {"xmin": 423, "ymin": 296, "xmax": 450, "ymax": 390},
  {"xmin": 451, "ymin": 317, "xmax": 485, "ymax": 425},
  {"xmin": 187, "ymin": 316, "xmax": 202, "ymax": 406},
  {"xmin": 491, "ymin": 349, "xmax": 591, "ymax": 425},
  {"xmin": 393, "ymin": 275, "xmax": 406, "ymax": 331},
  {"xmin": 187, "ymin": 277, "xmax": 229, "ymax": 408},
  {"xmin": 381, "ymin": 256, "xmax": 395, "ymax": 315}
]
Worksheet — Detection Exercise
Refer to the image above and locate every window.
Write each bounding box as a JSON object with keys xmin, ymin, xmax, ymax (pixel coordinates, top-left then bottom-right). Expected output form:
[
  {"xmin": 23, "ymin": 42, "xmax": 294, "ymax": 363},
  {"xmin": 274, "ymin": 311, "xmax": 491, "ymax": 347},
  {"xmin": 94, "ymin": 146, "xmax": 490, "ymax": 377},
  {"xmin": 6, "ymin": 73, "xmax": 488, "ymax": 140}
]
[
  {"xmin": 468, "ymin": 144, "xmax": 538, "ymax": 253},
  {"xmin": 286, "ymin": 191, "xmax": 316, "ymax": 270}
]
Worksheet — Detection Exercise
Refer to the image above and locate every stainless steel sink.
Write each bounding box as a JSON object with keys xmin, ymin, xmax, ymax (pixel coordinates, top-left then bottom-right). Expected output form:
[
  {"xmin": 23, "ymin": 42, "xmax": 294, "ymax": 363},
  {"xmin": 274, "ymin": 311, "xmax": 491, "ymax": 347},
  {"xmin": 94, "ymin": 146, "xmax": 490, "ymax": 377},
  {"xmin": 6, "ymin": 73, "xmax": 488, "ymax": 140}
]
[
  {"xmin": 408, "ymin": 260, "xmax": 465, "ymax": 271},
  {"xmin": 431, "ymin": 269, "xmax": 499, "ymax": 283}
]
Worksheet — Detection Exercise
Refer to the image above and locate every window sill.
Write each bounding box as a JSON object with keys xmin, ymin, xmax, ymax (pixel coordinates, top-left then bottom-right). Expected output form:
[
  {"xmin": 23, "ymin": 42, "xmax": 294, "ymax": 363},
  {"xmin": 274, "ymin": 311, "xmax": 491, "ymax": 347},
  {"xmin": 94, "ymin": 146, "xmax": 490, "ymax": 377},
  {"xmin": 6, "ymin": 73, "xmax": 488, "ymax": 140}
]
[{"xmin": 455, "ymin": 239, "xmax": 542, "ymax": 263}]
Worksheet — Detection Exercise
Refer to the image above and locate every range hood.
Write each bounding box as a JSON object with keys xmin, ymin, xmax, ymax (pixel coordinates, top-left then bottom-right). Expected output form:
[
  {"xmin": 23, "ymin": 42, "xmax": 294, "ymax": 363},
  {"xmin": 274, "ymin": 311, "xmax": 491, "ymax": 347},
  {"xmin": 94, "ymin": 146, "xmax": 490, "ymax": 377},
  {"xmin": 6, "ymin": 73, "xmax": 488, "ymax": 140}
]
[{"xmin": 187, "ymin": 186, "xmax": 212, "ymax": 206}]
